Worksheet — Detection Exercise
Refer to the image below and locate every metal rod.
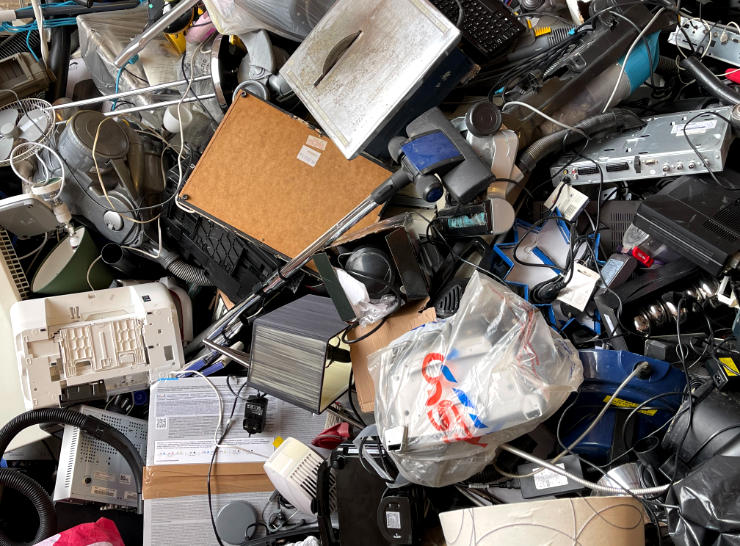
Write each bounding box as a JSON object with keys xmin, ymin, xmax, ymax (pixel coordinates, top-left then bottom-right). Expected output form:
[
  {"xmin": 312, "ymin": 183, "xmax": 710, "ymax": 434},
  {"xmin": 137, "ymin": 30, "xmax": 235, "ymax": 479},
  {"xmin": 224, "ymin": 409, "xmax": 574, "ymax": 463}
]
[
  {"xmin": 187, "ymin": 195, "xmax": 381, "ymax": 353},
  {"xmin": 13, "ymin": 0, "xmax": 138, "ymax": 19},
  {"xmin": 114, "ymin": 0, "xmax": 199, "ymax": 68},
  {"xmin": 50, "ymin": 75, "xmax": 212, "ymax": 110},
  {"xmin": 102, "ymin": 93, "xmax": 217, "ymax": 116}
]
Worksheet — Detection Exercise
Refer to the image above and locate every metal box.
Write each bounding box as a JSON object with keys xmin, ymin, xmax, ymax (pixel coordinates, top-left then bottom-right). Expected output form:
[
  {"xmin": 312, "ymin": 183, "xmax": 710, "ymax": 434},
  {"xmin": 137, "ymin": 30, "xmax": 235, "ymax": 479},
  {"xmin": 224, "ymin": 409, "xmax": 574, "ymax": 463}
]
[
  {"xmin": 549, "ymin": 106, "xmax": 734, "ymax": 186},
  {"xmin": 249, "ymin": 295, "xmax": 350, "ymax": 413},
  {"xmin": 54, "ymin": 405, "xmax": 147, "ymax": 508},
  {"xmin": 279, "ymin": 0, "xmax": 461, "ymax": 159}
]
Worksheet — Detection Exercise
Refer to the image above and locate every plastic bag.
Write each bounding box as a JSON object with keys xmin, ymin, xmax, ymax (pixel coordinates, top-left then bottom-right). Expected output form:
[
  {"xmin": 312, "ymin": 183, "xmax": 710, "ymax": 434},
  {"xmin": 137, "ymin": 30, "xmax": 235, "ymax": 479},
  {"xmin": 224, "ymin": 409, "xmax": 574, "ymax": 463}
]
[
  {"xmin": 204, "ymin": 0, "xmax": 333, "ymax": 40},
  {"xmin": 666, "ymin": 455, "xmax": 740, "ymax": 546},
  {"xmin": 368, "ymin": 271, "xmax": 583, "ymax": 487},
  {"xmin": 335, "ymin": 268, "xmax": 398, "ymax": 326}
]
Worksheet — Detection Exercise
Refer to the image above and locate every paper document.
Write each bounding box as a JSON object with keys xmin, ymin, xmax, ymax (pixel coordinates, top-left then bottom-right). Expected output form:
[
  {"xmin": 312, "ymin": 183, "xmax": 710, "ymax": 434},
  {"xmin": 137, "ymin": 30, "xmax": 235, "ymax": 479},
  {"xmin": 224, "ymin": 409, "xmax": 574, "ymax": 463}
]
[{"xmin": 148, "ymin": 376, "xmax": 326, "ymax": 465}]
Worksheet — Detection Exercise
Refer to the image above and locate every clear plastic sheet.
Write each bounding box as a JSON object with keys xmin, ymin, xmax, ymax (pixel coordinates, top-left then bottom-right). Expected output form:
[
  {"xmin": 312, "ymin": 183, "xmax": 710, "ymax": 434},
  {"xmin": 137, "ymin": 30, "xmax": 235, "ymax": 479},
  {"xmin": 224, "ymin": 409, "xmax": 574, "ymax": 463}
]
[
  {"xmin": 368, "ymin": 271, "xmax": 583, "ymax": 487},
  {"xmin": 204, "ymin": 0, "xmax": 333, "ymax": 40},
  {"xmin": 335, "ymin": 268, "xmax": 398, "ymax": 327}
]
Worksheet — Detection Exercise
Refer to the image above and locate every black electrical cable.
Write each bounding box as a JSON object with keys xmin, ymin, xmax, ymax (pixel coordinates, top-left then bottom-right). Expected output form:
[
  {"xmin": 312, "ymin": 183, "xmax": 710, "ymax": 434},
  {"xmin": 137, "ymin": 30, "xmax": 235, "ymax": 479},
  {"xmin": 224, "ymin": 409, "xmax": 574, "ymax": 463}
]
[
  {"xmin": 180, "ymin": 50, "xmax": 219, "ymax": 125},
  {"xmin": 667, "ymin": 298, "xmax": 694, "ymax": 491},
  {"xmin": 681, "ymin": 111, "xmax": 740, "ymax": 191},
  {"xmin": 358, "ymin": 436, "xmax": 394, "ymax": 484},
  {"xmin": 493, "ymin": 176, "xmax": 535, "ymax": 201},
  {"xmin": 619, "ymin": 391, "xmax": 685, "ymax": 452},
  {"xmin": 207, "ymin": 379, "xmax": 250, "ymax": 546},
  {"xmin": 347, "ymin": 368, "xmax": 367, "ymax": 427},
  {"xmin": 226, "ymin": 374, "xmax": 252, "ymax": 401},
  {"xmin": 341, "ymin": 318, "xmax": 387, "ymax": 345},
  {"xmin": 553, "ymin": 390, "xmax": 675, "ymax": 529},
  {"xmin": 418, "ymin": 215, "xmax": 507, "ymax": 286},
  {"xmin": 685, "ymin": 423, "xmax": 740, "ymax": 465}
]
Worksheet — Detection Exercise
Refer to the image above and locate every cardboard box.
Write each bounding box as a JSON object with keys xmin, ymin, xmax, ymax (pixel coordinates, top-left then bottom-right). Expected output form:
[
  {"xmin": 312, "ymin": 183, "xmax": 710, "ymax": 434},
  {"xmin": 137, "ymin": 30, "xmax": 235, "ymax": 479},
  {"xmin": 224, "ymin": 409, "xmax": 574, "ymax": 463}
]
[
  {"xmin": 348, "ymin": 301, "xmax": 436, "ymax": 412},
  {"xmin": 178, "ymin": 93, "xmax": 391, "ymax": 260},
  {"xmin": 315, "ymin": 214, "xmax": 430, "ymax": 323}
]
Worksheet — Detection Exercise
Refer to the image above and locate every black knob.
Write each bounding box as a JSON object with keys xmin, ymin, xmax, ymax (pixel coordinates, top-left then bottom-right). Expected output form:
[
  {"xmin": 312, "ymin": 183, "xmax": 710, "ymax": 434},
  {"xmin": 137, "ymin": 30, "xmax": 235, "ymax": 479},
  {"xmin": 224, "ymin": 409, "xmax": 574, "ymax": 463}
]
[{"xmin": 466, "ymin": 101, "xmax": 503, "ymax": 137}]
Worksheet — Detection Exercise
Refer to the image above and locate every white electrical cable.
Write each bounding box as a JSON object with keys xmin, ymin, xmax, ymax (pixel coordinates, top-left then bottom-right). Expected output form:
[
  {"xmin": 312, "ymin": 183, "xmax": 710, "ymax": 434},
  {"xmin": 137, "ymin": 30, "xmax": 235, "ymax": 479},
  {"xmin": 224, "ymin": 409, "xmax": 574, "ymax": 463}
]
[
  {"xmin": 501, "ymin": 101, "xmax": 589, "ymax": 139},
  {"xmin": 174, "ymin": 42, "xmax": 205, "ymax": 216},
  {"xmin": 86, "ymin": 253, "xmax": 103, "ymax": 291},
  {"xmin": 15, "ymin": 232, "xmax": 47, "ymax": 260},
  {"xmin": 499, "ymin": 444, "xmax": 670, "ymax": 496},
  {"xmin": 602, "ymin": 8, "xmax": 666, "ymax": 113},
  {"xmin": 170, "ymin": 370, "xmax": 225, "ymax": 444},
  {"xmin": 122, "ymin": 216, "xmax": 163, "ymax": 260},
  {"xmin": 10, "ymin": 141, "xmax": 66, "ymax": 194},
  {"xmin": 29, "ymin": 0, "xmax": 49, "ymax": 68},
  {"xmin": 168, "ymin": 371, "xmax": 269, "ymax": 461},
  {"xmin": 556, "ymin": 365, "xmax": 646, "ymax": 462}
]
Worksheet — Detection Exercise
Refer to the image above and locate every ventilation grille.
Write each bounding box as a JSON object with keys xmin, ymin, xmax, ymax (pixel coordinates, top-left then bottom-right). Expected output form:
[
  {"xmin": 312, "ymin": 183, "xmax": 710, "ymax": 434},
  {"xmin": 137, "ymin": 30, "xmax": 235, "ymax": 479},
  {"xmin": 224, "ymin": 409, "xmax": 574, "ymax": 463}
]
[
  {"xmin": 0, "ymin": 228, "xmax": 29, "ymax": 299},
  {"xmin": 0, "ymin": 32, "xmax": 39, "ymax": 61},
  {"xmin": 291, "ymin": 455, "xmax": 321, "ymax": 501},
  {"xmin": 61, "ymin": 427, "xmax": 80, "ymax": 488},
  {"xmin": 288, "ymin": 451, "xmax": 337, "ymax": 512},
  {"xmin": 77, "ymin": 407, "xmax": 148, "ymax": 463},
  {"xmin": 702, "ymin": 218, "xmax": 739, "ymax": 242}
]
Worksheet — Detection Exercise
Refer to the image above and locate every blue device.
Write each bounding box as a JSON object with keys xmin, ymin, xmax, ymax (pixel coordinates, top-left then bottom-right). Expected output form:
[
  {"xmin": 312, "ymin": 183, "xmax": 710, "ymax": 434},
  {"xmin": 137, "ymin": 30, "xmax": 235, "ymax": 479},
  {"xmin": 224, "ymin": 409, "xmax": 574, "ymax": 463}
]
[
  {"xmin": 400, "ymin": 131, "xmax": 463, "ymax": 174},
  {"xmin": 560, "ymin": 349, "xmax": 686, "ymax": 463}
]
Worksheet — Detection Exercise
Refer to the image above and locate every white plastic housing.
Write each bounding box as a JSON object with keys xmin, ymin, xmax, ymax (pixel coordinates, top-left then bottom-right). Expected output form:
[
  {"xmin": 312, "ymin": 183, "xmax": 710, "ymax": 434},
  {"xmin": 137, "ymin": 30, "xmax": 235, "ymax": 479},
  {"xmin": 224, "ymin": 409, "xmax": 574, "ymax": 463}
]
[
  {"xmin": 263, "ymin": 437, "xmax": 325, "ymax": 515},
  {"xmin": 10, "ymin": 282, "xmax": 184, "ymax": 409}
]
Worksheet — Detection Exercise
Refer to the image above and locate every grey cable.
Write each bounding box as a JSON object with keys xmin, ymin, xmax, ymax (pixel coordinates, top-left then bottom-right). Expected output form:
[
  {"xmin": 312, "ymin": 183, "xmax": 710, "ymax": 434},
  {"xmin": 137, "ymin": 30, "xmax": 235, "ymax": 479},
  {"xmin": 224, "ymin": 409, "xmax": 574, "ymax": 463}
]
[
  {"xmin": 497, "ymin": 363, "xmax": 648, "ymax": 479},
  {"xmin": 499, "ymin": 444, "xmax": 670, "ymax": 496}
]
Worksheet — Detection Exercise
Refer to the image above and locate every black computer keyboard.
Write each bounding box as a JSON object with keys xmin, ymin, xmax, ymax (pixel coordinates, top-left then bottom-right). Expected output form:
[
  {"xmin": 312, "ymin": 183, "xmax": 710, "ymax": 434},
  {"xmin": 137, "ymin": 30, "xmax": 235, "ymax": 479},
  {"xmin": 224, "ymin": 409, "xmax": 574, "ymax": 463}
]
[{"xmin": 430, "ymin": 0, "xmax": 524, "ymax": 62}]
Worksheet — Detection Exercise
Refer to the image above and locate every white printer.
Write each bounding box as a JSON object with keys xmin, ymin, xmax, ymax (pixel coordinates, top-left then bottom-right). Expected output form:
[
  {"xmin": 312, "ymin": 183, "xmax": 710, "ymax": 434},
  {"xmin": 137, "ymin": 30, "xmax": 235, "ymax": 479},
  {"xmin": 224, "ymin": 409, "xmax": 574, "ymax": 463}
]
[{"xmin": 11, "ymin": 283, "xmax": 184, "ymax": 409}]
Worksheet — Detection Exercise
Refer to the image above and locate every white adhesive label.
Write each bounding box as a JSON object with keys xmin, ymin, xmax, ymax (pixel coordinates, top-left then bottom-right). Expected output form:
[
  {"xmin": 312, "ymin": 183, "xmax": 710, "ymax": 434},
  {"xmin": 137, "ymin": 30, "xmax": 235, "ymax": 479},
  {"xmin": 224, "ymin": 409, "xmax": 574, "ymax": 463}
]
[
  {"xmin": 544, "ymin": 182, "xmax": 589, "ymax": 221},
  {"xmin": 556, "ymin": 263, "xmax": 601, "ymax": 313},
  {"xmin": 93, "ymin": 471, "xmax": 114, "ymax": 482},
  {"xmin": 533, "ymin": 464, "xmax": 569, "ymax": 490},
  {"xmin": 297, "ymin": 145, "xmax": 321, "ymax": 167},
  {"xmin": 92, "ymin": 486, "xmax": 116, "ymax": 498},
  {"xmin": 386, "ymin": 511, "xmax": 402, "ymax": 529},
  {"xmin": 672, "ymin": 119, "xmax": 717, "ymax": 135},
  {"xmin": 306, "ymin": 135, "xmax": 328, "ymax": 151}
]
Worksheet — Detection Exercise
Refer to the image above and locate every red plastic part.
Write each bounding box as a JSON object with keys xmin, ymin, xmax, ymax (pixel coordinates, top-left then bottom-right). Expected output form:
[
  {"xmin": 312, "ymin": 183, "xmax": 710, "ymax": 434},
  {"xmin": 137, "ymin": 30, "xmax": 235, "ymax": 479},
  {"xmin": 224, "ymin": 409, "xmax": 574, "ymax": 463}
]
[
  {"xmin": 632, "ymin": 247, "xmax": 654, "ymax": 267},
  {"xmin": 725, "ymin": 68, "xmax": 740, "ymax": 84},
  {"xmin": 312, "ymin": 422, "xmax": 351, "ymax": 449}
]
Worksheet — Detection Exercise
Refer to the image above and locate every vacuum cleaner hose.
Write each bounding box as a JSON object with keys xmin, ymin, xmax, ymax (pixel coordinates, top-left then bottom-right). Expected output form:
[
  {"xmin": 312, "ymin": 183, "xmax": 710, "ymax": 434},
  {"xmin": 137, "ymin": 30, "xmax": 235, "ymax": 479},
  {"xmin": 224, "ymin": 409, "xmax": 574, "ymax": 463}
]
[
  {"xmin": 167, "ymin": 258, "xmax": 213, "ymax": 286},
  {"xmin": 0, "ymin": 408, "xmax": 145, "ymax": 545},
  {"xmin": 680, "ymin": 56, "xmax": 740, "ymax": 105},
  {"xmin": 0, "ymin": 469, "xmax": 56, "ymax": 546},
  {"xmin": 518, "ymin": 109, "xmax": 643, "ymax": 174}
]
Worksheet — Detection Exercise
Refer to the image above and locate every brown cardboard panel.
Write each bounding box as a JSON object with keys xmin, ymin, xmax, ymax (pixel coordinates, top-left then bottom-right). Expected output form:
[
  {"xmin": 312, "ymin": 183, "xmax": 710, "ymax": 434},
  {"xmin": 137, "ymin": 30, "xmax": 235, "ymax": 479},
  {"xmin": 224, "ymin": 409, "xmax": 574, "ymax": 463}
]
[
  {"xmin": 349, "ymin": 302, "xmax": 436, "ymax": 412},
  {"xmin": 143, "ymin": 462, "xmax": 272, "ymax": 500},
  {"xmin": 179, "ymin": 94, "xmax": 391, "ymax": 259}
]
